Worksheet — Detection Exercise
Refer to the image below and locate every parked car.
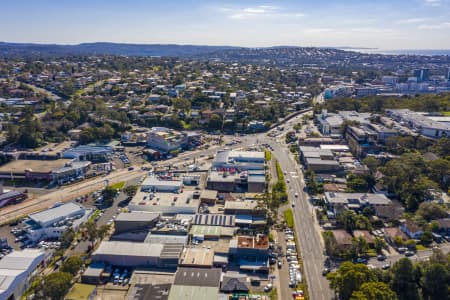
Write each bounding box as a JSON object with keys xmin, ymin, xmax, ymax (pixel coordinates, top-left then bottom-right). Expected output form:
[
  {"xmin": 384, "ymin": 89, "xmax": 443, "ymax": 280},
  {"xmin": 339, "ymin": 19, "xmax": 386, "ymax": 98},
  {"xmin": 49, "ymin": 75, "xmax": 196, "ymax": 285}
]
[
  {"xmin": 264, "ymin": 284, "xmax": 273, "ymax": 292},
  {"xmin": 377, "ymin": 254, "xmax": 386, "ymax": 261}
]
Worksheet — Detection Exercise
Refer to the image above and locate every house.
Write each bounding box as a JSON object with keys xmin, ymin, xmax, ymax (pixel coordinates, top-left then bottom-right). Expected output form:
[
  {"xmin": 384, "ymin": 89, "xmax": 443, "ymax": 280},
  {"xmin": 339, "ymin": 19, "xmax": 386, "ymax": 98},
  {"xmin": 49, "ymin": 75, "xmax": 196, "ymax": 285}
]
[
  {"xmin": 220, "ymin": 276, "xmax": 249, "ymax": 294},
  {"xmin": 400, "ymin": 220, "xmax": 423, "ymax": 239},
  {"xmin": 436, "ymin": 218, "xmax": 450, "ymax": 236},
  {"xmin": 324, "ymin": 192, "xmax": 392, "ymax": 215},
  {"xmin": 353, "ymin": 230, "xmax": 375, "ymax": 246},
  {"xmin": 384, "ymin": 227, "xmax": 408, "ymax": 246},
  {"xmin": 331, "ymin": 230, "xmax": 353, "ymax": 251}
]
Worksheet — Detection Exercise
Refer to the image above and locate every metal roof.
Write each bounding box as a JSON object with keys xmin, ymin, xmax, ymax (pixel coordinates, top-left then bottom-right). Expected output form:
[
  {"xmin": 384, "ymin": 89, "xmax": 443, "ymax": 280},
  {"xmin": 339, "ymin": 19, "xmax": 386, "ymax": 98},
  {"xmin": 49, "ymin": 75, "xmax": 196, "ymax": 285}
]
[
  {"xmin": 173, "ymin": 267, "xmax": 221, "ymax": 287},
  {"xmin": 29, "ymin": 202, "xmax": 85, "ymax": 227},
  {"xmin": 93, "ymin": 241, "xmax": 163, "ymax": 258}
]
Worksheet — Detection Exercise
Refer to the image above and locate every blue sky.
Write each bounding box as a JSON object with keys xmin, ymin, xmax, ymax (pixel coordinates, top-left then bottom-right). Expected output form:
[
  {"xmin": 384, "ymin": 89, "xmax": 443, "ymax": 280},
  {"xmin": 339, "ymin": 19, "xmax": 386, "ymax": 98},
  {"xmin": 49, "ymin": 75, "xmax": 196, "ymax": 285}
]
[{"xmin": 1, "ymin": 0, "xmax": 450, "ymax": 49}]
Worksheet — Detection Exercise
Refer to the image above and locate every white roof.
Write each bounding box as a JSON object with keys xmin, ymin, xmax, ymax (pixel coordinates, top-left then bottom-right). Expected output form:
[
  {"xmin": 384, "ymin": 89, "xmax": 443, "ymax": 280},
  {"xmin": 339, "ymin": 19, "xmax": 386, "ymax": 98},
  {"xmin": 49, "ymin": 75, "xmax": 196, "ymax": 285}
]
[
  {"xmin": 142, "ymin": 176, "xmax": 183, "ymax": 188},
  {"xmin": 93, "ymin": 241, "xmax": 163, "ymax": 257},
  {"xmin": 0, "ymin": 250, "xmax": 45, "ymax": 297},
  {"xmin": 29, "ymin": 202, "xmax": 84, "ymax": 227}
]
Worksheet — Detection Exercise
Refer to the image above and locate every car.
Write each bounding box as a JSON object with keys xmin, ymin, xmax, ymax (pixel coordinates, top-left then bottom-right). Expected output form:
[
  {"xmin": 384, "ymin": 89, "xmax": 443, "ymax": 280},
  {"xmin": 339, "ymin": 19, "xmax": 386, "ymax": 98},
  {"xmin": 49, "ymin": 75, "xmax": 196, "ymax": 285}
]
[
  {"xmin": 277, "ymin": 261, "xmax": 282, "ymax": 269},
  {"xmin": 264, "ymin": 283, "xmax": 273, "ymax": 292},
  {"xmin": 322, "ymin": 268, "xmax": 330, "ymax": 276},
  {"xmin": 404, "ymin": 251, "xmax": 415, "ymax": 257},
  {"xmin": 294, "ymin": 193, "xmax": 298, "ymax": 197},
  {"xmin": 291, "ymin": 203, "xmax": 295, "ymax": 207},
  {"xmin": 356, "ymin": 257, "xmax": 368, "ymax": 264},
  {"xmin": 377, "ymin": 254, "xmax": 386, "ymax": 261},
  {"xmin": 286, "ymin": 179, "xmax": 290, "ymax": 183},
  {"xmin": 382, "ymin": 264, "xmax": 391, "ymax": 270}
]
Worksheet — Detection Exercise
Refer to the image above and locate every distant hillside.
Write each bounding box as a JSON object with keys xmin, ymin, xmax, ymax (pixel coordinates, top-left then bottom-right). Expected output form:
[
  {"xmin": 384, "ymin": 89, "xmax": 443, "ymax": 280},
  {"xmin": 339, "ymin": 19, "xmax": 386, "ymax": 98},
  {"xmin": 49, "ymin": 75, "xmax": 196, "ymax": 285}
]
[{"xmin": 0, "ymin": 42, "xmax": 240, "ymax": 58}]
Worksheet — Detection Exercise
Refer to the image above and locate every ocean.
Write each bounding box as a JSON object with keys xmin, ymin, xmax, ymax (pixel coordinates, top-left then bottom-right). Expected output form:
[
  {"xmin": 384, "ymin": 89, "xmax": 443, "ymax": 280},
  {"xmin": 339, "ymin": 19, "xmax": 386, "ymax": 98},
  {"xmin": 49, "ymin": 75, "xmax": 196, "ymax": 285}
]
[{"xmin": 350, "ymin": 49, "xmax": 450, "ymax": 56}]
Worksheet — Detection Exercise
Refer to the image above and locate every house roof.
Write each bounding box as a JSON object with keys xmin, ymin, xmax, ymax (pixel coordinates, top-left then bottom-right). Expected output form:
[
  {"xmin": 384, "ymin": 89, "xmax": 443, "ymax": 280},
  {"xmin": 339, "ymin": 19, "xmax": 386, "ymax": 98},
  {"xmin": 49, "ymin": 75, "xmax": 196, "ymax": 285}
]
[
  {"xmin": 332, "ymin": 230, "xmax": 353, "ymax": 245},
  {"xmin": 221, "ymin": 277, "xmax": 249, "ymax": 293},
  {"xmin": 436, "ymin": 218, "xmax": 450, "ymax": 229}
]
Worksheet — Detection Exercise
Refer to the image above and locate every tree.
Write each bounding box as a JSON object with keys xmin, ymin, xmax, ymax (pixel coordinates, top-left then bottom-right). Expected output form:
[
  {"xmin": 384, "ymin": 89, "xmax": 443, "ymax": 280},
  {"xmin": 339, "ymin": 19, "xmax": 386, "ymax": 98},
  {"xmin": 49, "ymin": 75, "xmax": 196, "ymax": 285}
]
[
  {"xmin": 208, "ymin": 113, "xmax": 222, "ymax": 131},
  {"xmin": 60, "ymin": 256, "xmax": 83, "ymax": 276},
  {"xmin": 422, "ymin": 263, "xmax": 449, "ymax": 300},
  {"xmin": 327, "ymin": 261, "xmax": 377, "ymax": 300},
  {"xmin": 374, "ymin": 237, "xmax": 387, "ymax": 254},
  {"xmin": 351, "ymin": 237, "xmax": 369, "ymax": 258},
  {"xmin": 123, "ymin": 185, "xmax": 139, "ymax": 198},
  {"xmin": 101, "ymin": 186, "xmax": 117, "ymax": 206},
  {"xmin": 420, "ymin": 231, "xmax": 433, "ymax": 246},
  {"xmin": 427, "ymin": 159, "xmax": 450, "ymax": 190},
  {"xmin": 85, "ymin": 220, "xmax": 98, "ymax": 246},
  {"xmin": 347, "ymin": 176, "xmax": 369, "ymax": 192},
  {"xmin": 416, "ymin": 202, "xmax": 448, "ymax": 221},
  {"xmin": 59, "ymin": 227, "xmax": 75, "ymax": 249},
  {"xmin": 42, "ymin": 272, "xmax": 73, "ymax": 300},
  {"xmin": 97, "ymin": 224, "xmax": 111, "ymax": 240},
  {"xmin": 390, "ymin": 258, "xmax": 420, "ymax": 300},
  {"xmin": 323, "ymin": 230, "xmax": 339, "ymax": 257},
  {"xmin": 363, "ymin": 157, "xmax": 381, "ymax": 174},
  {"xmin": 351, "ymin": 282, "xmax": 397, "ymax": 300}
]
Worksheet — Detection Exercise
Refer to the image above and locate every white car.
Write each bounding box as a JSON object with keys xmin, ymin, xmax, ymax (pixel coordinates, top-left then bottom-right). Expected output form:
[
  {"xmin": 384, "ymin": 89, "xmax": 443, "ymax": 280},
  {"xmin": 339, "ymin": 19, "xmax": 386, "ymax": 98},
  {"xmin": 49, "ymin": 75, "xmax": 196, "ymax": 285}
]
[{"xmin": 294, "ymin": 193, "xmax": 298, "ymax": 197}]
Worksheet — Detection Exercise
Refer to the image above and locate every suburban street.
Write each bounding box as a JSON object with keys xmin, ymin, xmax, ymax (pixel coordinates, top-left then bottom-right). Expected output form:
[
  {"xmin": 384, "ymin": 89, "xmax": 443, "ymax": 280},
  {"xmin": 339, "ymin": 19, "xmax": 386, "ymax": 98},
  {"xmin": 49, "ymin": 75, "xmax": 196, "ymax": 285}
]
[{"xmin": 267, "ymin": 138, "xmax": 333, "ymax": 300}]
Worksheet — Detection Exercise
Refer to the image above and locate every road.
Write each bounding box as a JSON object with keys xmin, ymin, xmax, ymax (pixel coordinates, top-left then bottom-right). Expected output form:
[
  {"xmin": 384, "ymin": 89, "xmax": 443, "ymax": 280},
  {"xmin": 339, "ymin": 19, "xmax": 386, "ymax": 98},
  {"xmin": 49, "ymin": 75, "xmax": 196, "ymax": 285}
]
[
  {"xmin": 368, "ymin": 244, "xmax": 450, "ymax": 269},
  {"xmin": 266, "ymin": 137, "xmax": 333, "ymax": 300}
]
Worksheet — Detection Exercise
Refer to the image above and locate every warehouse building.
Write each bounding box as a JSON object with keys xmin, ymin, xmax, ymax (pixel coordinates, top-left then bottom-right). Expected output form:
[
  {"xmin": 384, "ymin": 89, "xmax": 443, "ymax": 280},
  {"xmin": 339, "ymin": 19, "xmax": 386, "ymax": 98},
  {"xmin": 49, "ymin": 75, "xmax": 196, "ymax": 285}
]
[
  {"xmin": 0, "ymin": 249, "xmax": 46, "ymax": 300},
  {"xmin": 114, "ymin": 212, "xmax": 160, "ymax": 234},
  {"xmin": 24, "ymin": 202, "xmax": 92, "ymax": 243}
]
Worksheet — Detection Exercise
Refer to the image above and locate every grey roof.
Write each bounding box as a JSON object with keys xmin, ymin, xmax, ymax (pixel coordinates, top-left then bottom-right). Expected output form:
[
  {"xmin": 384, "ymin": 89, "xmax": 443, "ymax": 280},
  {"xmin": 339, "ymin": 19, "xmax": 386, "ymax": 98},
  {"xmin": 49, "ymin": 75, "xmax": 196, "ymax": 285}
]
[
  {"xmin": 194, "ymin": 214, "xmax": 235, "ymax": 227},
  {"xmin": 130, "ymin": 283, "xmax": 171, "ymax": 300},
  {"xmin": 145, "ymin": 233, "xmax": 188, "ymax": 245},
  {"xmin": 142, "ymin": 177, "xmax": 183, "ymax": 188},
  {"xmin": 93, "ymin": 241, "xmax": 163, "ymax": 258},
  {"xmin": 115, "ymin": 212, "xmax": 160, "ymax": 222},
  {"xmin": 221, "ymin": 277, "xmax": 249, "ymax": 293},
  {"xmin": 160, "ymin": 243, "xmax": 184, "ymax": 260},
  {"xmin": 174, "ymin": 267, "xmax": 221, "ymax": 287},
  {"xmin": 29, "ymin": 202, "xmax": 85, "ymax": 226},
  {"xmin": 325, "ymin": 192, "xmax": 392, "ymax": 206},
  {"xmin": 306, "ymin": 158, "xmax": 340, "ymax": 166}
]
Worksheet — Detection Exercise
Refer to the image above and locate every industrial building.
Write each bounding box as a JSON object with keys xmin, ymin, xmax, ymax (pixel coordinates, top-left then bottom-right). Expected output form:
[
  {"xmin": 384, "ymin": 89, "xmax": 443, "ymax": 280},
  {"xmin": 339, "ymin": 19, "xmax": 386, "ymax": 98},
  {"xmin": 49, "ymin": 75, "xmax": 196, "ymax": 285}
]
[
  {"xmin": 0, "ymin": 249, "xmax": 46, "ymax": 300},
  {"xmin": 141, "ymin": 176, "xmax": 183, "ymax": 193},
  {"xmin": 24, "ymin": 202, "xmax": 92, "ymax": 243},
  {"xmin": 91, "ymin": 241, "xmax": 182, "ymax": 268},
  {"xmin": 113, "ymin": 212, "xmax": 160, "ymax": 234}
]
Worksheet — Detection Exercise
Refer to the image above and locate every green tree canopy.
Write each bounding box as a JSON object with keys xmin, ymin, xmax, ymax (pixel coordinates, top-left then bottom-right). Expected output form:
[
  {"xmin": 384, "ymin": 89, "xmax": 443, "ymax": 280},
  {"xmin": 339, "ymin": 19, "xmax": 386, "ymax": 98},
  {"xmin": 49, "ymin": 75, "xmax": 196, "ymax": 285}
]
[
  {"xmin": 327, "ymin": 261, "xmax": 378, "ymax": 300},
  {"xmin": 350, "ymin": 282, "xmax": 397, "ymax": 300},
  {"xmin": 390, "ymin": 258, "xmax": 420, "ymax": 300},
  {"xmin": 42, "ymin": 272, "xmax": 73, "ymax": 300},
  {"xmin": 60, "ymin": 256, "xmax": 83, "ymax": 276}
]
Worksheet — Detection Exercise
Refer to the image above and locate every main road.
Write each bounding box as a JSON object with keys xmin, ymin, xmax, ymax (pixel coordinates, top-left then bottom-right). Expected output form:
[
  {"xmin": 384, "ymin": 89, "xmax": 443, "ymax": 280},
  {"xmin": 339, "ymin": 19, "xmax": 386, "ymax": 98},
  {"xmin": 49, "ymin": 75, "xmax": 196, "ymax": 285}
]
[{"xmin": 264, "ymin": 136, "xmax": 333, "ymax": 300}]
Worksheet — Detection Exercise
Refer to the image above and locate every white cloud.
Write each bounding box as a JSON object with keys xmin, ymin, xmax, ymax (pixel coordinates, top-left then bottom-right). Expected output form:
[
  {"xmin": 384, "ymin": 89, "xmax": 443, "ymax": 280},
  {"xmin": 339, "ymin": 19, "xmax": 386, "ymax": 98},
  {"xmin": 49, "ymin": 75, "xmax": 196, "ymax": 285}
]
[
  {"xmin": 424, "ymin": 0, "xmax": 443, "ymax": 7},
  {"xmin": 418, "ymin": 22, "xmax": 450, "ymax": 29},
  {"xmin": 396, "ymin": 18, "xmax": 426, "ymax": 24},
  {"xmin": 221, "ymin": 5, "xmax": 304, "ymax": 20}
]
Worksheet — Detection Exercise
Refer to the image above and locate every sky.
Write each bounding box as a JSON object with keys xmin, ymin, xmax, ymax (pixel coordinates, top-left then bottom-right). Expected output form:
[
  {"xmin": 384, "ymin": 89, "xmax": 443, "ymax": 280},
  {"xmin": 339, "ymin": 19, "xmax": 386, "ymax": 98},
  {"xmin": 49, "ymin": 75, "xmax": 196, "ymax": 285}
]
[{"xmin": 1, "ymin": 0, "xmax": 450, "ymax": 49}]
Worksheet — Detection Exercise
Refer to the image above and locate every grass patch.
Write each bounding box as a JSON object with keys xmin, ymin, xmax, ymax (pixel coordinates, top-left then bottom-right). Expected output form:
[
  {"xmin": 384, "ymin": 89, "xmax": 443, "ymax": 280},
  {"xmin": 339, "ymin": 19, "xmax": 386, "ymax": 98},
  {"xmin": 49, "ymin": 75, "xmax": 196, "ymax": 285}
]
[
  {"xmin": 110, "ymin": 181, "xmax": 125, "ymax": 190},
  {"xmin": 265, "ymin": 149, "xmax": 272, "ymax": 161},
  {"xmin": 284, "ymin": 208, "xmax": 294, "ymax": 228},
  {"xmin": 442, "ymin": 111, "xmax": 450, "ymax": 116},
  {"xmin": 416, "ymin": 244, "xmax": 427, "ymax": 251}
]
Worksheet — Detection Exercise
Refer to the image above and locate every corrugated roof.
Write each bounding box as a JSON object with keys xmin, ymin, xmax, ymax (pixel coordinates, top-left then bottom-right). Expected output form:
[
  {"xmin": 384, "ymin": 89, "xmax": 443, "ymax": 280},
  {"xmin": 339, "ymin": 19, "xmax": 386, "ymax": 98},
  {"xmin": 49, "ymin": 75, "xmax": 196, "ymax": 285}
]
[
  {"xmin": 173, "ymin": 267, "xmax": 221, "ymax": 287},
  {"xmin": 29, "ymin": 202, "xmax": 84, "ymax": 226},
  {"xmin": 93, "ymin": 241, "xmax": 163, "ymax": 257}
]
